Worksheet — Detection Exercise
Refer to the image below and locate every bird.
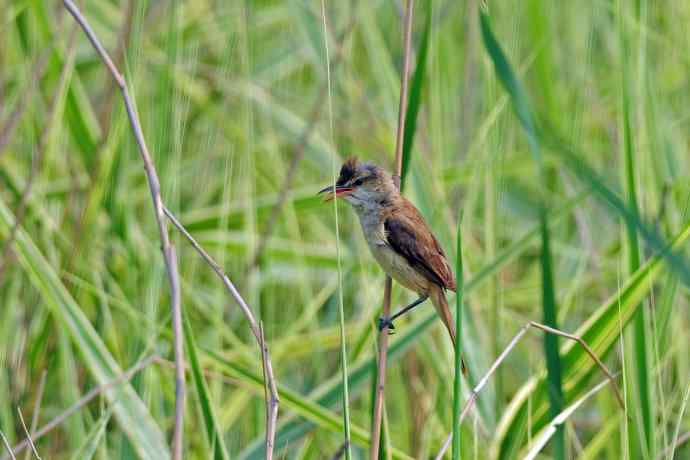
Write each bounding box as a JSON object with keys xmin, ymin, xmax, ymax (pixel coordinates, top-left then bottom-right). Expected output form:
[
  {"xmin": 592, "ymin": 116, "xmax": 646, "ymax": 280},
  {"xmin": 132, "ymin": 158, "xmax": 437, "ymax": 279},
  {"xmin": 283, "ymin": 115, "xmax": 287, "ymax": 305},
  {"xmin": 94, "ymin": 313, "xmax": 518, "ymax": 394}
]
[{"xmin": 319, "ymin": 157, "xmax": 466, "ymax": 373}]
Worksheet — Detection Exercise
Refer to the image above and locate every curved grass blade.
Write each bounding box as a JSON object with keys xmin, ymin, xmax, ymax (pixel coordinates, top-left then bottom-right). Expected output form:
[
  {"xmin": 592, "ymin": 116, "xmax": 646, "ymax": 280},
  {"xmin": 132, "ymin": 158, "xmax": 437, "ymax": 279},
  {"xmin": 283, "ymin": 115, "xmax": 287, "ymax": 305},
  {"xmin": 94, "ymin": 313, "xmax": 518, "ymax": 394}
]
[
  {"xmin": 0, "ymin": 199, "xmax": 170, "ymax": 460},
  {"xmin": 541, "ymin": 131, "xmax": 690, "ymax": 287},
  {"xmin": 492, "ymin": 220, "xmax": 690, "ymax": 459}
]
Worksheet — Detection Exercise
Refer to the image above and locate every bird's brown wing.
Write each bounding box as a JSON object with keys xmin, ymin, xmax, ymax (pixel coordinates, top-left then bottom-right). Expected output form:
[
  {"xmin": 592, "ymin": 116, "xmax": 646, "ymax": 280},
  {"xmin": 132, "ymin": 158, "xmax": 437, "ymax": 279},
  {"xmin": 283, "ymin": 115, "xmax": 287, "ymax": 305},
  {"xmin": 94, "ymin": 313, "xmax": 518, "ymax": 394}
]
[{"xmin": 383, "ymin": 203, "xmax": 456, "ymax": 291}]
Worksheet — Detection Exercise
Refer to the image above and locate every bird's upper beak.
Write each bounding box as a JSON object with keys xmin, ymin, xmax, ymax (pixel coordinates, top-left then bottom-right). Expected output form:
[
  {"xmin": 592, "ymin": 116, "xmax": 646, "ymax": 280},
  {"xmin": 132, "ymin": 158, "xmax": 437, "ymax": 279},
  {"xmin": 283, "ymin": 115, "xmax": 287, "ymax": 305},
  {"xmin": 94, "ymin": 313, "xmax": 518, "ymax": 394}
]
[{"xmin": 318, "ymin": 184, "xmax": 353, "ymax": 202}]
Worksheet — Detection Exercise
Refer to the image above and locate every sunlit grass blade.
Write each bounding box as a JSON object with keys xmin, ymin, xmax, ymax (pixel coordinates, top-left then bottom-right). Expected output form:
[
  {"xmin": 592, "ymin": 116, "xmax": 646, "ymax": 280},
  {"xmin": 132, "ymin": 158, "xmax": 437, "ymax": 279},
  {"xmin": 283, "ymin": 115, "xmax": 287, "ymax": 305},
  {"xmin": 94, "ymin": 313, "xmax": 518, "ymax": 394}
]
[
  {"xmin": 400, "ymin": 1, "xmax": 431, "ymax": 190},
  {"xmin": 451, "ymin": 214, "xmax": 464, "ymax": 459},
  {"xmin": 493, "ymin": 220, "xmax": 690, "ymax": 459},
  {"xmin": 523, "ymin": 378, "xmax": 612, "ymax": 460},
  {"xmin": 182, "ymin": 307, "xmax": 230, "ymax": 460},
  {"xmin": 0, "ymin": 199, "xmax": 170, "ymax": 459}
]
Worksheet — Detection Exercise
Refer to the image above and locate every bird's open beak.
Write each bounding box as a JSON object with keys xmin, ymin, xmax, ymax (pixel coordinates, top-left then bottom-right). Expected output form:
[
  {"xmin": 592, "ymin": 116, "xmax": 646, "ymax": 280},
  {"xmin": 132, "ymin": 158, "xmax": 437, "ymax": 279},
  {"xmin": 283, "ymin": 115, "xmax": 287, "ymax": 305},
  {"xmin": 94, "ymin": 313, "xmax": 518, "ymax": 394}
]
[{"xmin": 318, "ymin": 185, "xmax": 353, "ymax": 202}]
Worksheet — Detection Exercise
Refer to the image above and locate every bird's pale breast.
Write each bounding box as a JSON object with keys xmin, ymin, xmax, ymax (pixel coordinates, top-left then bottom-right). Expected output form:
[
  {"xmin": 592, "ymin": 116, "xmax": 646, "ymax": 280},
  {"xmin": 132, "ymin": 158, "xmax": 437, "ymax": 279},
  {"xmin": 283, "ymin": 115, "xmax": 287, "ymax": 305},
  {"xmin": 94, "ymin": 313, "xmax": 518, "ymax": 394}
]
[{"xmin": 367, "ymin": 240, "xmax": 431, "ymax": 294}]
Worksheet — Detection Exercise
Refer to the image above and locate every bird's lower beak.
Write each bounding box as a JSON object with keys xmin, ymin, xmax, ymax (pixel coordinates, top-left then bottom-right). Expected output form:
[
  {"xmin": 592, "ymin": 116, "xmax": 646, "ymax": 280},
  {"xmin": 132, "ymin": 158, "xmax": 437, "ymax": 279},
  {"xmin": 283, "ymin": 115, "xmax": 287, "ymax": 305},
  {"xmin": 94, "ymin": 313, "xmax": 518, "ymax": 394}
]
[{"xmin": 318, "ymin": 185, "xmax": 353, "ymax": 202}]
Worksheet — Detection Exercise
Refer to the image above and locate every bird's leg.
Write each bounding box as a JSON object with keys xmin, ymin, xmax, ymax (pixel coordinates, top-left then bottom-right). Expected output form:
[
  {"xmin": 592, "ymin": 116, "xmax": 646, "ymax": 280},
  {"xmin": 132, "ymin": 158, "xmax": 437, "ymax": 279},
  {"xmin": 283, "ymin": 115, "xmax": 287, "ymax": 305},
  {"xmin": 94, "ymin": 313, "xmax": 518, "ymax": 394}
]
[{"xmin": 378, "ymin": 295, "xmax": 429, "ymax": 332}]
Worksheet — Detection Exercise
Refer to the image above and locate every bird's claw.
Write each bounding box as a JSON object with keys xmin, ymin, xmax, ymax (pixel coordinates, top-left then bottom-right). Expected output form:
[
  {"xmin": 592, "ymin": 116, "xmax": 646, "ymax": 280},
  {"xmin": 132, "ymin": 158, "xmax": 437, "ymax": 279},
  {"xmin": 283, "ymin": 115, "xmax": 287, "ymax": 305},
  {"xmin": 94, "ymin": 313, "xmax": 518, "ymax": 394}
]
[{"xmin": 377, "ymin": 317, "xmax": 396, "ymax": 333}]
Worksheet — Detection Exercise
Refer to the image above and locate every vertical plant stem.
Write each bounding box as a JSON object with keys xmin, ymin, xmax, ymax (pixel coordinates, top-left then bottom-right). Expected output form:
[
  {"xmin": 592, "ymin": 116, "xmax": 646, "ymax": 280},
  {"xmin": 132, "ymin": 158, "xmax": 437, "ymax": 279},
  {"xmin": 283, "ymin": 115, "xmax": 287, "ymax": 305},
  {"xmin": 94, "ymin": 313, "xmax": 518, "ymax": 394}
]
[
  {"xmin": 321, "ymin": 1, "xmax": 352, "ymax": 457},
  {"xmin": 451, "ymin": 216, "xmax": 465, "ymax": 459},
  {"xmin": 370, "ymin": 1, "xmax": 414, "ymax": 458}
]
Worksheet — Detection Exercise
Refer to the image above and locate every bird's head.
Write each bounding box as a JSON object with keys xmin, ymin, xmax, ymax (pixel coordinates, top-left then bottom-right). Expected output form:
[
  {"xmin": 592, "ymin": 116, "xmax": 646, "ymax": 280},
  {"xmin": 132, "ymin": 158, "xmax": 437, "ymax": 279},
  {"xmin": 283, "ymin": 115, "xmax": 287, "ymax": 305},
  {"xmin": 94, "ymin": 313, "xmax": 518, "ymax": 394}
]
[{"xmin": 318, "ymin": 157, "xmax": 396, "ymax": 209}]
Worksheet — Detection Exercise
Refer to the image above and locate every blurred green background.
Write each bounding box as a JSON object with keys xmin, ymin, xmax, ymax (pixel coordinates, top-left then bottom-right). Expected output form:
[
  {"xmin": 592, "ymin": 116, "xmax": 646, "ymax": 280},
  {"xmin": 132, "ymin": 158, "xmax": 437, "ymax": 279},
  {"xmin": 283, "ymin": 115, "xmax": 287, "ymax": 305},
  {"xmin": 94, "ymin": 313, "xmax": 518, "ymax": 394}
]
[{"xmin": 1, "ymin": 0, "xmax": 689, "ymax": 458}]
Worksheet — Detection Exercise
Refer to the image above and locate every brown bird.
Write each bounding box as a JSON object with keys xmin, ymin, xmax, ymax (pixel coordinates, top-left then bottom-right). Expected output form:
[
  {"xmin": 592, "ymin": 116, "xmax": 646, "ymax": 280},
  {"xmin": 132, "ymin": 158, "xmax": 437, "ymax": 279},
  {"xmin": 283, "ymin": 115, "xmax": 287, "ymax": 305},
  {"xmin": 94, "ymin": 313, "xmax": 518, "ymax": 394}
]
[{"xmin": 320, "ymin": 157, "xmax": 466, "ymax": 373}]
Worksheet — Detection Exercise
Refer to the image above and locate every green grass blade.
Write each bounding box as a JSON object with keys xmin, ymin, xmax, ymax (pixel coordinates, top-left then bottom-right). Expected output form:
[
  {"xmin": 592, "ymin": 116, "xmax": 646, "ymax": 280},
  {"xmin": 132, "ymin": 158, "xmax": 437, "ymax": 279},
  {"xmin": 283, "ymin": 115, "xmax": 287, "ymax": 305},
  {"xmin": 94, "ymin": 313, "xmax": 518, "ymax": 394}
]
[
  {"xmin": 182, "ymin": 307, "xmax": 230, "ymax": 460},
  {"xmin": 69, "ymin": 409, "xmax": 113, "ymax": 460},
  {"xmin": 400, "ymin": 1, "xmax": 431, "ymax": 190},
  {"xmin": 541, "ymin": 132, "xmax": 690, "ymax": 286},
  {"xmin": 478, "ymin": 11, "xmax": 539, "ymax": 162},
  {"xmin": 480, "ymin": 5, "xmax": 690, "ymax": 290},
  {"xmin": 539, "ymin": 209, "xmax": 565, "ymax": 459},
  {"xmin": 451, "ymin": 214, "xmax": 464, "ymax": 459},
  {"xmin": 0, "ymin": 199, "xmax": 170, "ymax": 460},
  {"xmin": 618, "ymin": 1, "xmax": 653, "ymax": 457},
  {"xmin": 493, "ymin": 220, "xmax": 690, "ymax": 459}
]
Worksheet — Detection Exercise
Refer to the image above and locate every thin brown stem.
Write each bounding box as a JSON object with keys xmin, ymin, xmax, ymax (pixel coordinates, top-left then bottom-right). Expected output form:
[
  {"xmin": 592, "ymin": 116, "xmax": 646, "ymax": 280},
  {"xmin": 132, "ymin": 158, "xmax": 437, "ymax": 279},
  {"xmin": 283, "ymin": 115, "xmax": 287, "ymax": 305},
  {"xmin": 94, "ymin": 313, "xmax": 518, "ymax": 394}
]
[
  {"xmin": 2, "ymin": 355, "xmax": 156, "ymax": 460},
  {"xmin": 528, "ymin": 321, "xmax": 624, "ymax": 407},
  {"xmin": 61, "ymin": 2, "xmax": 185, "ymax": 457},
  {"xmin": 370, "ymin": 1, "xmax": 415, "ymax": 457},
  {"xmin": 163, "ymin": 205, "xmax": 279, "ymax": 459},
  {"xmin": 434, "ymin": 321, "xmax": 623, "ymax": 458}
]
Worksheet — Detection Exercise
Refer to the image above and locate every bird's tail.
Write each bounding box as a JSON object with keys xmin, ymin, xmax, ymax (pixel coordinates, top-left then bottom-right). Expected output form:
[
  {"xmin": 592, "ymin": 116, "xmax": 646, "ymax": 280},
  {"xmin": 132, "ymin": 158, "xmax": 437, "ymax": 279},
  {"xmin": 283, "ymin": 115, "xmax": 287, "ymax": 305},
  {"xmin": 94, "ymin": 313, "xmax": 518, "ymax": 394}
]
[{"xmin": 430, "ymin": 286, "xmax": 468, "ymax": 375}]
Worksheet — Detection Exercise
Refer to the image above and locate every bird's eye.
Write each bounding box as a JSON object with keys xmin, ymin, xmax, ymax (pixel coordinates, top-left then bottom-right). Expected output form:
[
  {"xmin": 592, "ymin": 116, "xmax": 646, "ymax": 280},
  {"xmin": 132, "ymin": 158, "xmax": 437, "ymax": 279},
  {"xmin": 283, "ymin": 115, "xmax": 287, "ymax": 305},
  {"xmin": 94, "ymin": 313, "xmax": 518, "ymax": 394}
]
[{"xmin": 352, "ymin": 178, "xmax": 364, "ymax": 187}]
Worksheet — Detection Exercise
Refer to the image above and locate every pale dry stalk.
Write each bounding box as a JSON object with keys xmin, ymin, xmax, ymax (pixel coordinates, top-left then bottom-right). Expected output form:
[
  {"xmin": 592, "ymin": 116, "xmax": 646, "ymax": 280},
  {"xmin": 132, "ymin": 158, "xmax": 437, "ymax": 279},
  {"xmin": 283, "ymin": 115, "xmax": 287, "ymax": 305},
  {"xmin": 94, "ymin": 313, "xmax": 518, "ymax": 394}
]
[{"xmin": 370, "ymin": 0, "xmax": 415, "ymax": 457}]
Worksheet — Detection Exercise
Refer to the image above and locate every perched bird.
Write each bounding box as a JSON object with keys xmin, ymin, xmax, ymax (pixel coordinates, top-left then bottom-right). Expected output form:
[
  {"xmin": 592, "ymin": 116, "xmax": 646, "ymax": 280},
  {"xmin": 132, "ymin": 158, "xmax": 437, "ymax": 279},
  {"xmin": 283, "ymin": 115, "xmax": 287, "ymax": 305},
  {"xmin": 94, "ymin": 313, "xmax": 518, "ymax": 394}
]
[{"xmin": 320, "ymin": 157, "xmax": 466, "ymax": 373}]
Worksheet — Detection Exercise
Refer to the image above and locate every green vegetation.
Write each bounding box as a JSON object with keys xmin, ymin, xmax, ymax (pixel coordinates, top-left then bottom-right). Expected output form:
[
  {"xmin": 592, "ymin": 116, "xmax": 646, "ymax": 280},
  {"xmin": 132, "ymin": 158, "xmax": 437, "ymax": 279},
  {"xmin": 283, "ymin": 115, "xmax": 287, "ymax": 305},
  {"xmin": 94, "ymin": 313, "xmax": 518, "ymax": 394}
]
[{"xmin": 1, "ymin": 1, "xmax": 688, "ymax": 459}]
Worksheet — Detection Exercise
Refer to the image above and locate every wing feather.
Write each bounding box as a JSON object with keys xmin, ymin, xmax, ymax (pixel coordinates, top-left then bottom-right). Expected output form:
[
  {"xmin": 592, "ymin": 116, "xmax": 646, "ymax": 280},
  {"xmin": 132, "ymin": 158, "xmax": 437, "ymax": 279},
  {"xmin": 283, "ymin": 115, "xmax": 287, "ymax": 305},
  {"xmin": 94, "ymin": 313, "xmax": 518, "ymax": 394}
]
[{"xmin": 383, "ymin": 202, "xmax": 456, "ymax": 291}]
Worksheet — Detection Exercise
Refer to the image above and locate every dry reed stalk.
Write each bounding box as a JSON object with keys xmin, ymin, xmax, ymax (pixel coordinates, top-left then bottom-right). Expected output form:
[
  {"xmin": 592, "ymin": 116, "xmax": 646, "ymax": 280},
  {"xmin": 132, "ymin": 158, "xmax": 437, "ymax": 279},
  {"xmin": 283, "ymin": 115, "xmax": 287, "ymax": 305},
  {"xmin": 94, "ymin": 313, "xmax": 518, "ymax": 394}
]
[{"xmin": 370, "ymin": 0, "xmax": 415, "ymax": 457}]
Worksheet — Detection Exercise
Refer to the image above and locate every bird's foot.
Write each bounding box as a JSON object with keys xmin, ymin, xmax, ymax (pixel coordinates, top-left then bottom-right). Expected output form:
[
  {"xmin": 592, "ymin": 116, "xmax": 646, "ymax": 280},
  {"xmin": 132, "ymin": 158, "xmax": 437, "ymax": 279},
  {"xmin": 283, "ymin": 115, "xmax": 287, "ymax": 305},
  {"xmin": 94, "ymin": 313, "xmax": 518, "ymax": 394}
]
[{"xmin": 377, "ymin": 316, "xmax": 396, "ymax": 333}]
